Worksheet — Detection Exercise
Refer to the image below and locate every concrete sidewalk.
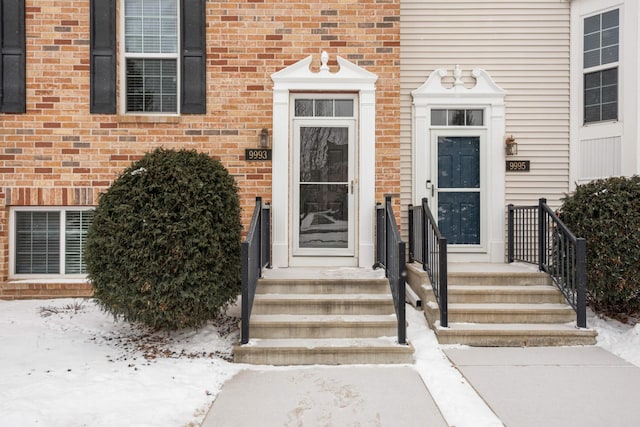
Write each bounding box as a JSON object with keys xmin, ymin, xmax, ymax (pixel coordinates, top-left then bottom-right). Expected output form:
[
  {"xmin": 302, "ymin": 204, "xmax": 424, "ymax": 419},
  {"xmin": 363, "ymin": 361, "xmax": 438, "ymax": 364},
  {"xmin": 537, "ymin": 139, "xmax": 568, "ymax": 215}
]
[
  {"xmin": 445, "ymin": 346, "xmax": 640, "ymax": 427},
  {"xmin": 201, "ymin": 366, "xmax": 447, "ymax": 427},
  {"xmin": 202, "ymin": 347, "xmax": 640, "ymax": 426}
]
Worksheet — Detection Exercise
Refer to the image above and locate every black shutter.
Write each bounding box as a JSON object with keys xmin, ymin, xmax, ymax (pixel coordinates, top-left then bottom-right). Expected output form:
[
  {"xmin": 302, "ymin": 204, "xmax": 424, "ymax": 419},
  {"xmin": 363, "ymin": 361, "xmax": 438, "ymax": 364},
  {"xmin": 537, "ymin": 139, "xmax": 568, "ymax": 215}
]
[
  {"xmin": 0, "ymin": 0, "xmax": 26, "ymax": 113},
  {"xmin": 181, "ymin": 0, "xmax": 206, "ymax": 114},
  {"xmin": 90, "ymin": 0, "xmax": 116, "ymax": 114}
]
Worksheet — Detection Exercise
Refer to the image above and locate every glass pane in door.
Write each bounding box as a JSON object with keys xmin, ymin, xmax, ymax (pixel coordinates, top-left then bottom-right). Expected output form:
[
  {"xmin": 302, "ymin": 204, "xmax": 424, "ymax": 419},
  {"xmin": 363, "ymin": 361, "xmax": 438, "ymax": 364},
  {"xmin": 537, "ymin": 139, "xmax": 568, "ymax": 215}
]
[
  {"xmin": 437, "ymin": 136, "xmax": 481, "ymax": 245},
  {"xmin": 299, "ymin": 127, "xmax": 349, "ymax": 248}
]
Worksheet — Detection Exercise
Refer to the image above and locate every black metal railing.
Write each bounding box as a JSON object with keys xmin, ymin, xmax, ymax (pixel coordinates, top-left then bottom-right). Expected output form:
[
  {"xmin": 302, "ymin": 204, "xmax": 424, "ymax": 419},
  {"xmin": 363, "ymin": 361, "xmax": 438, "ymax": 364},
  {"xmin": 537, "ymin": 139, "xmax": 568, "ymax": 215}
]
[
  {"xmin": 240, "ymin": 197, "xmax": 271, "ymax": 344},
  {"xmin": 408, "ymin": 198, "xmax": 448, "ymax": 327},
  {"xmin": 508, "ymin": 198, "xmax": 587, "ymax": 328},
  {"xmin": 507, "ymin": 204, "xmax": 539, "ymax": 264},
  {"xmin": 374, "ymin": 195, "xmax": 407, "ymax": 344}
]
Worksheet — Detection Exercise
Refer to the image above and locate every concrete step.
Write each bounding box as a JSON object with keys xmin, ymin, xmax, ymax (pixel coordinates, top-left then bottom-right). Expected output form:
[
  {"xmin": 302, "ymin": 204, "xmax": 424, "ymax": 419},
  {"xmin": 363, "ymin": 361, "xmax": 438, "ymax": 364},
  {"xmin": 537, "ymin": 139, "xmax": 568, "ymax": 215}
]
[
  {"xmin": 256, "ymin": 278, "xmax": 390, "ymax": 295},
  {"xmin": 448, "ymin": 285, "xmax": 565, "ymax": 304},
  {"xmin": 448, "ymin": 271, "xmax": 552, "ymax": 286},
  {"xmin": 445, "ymin": 303, "xmax": 576, "ymax": 324},
  {"xmin": 252, "ymin": 293, "xmax": 395, "ymax": 315},
  {"xmin": 432, "ymin": 322, "xmax": 598, "ymax": 347},
  {"xmin": 233, "ymin": 338, "xmax": 414, "ymax": 365},
  {"xmin": 236, "ymin": 275, "xmax": 409, "ymax": 365},
  {"xmin": 406, "ymin": 262, "xmax": 597, "ymax": 346},
  {"xmin": 247, "ymin": 314, "xmax": 398, "ymax": 339}
]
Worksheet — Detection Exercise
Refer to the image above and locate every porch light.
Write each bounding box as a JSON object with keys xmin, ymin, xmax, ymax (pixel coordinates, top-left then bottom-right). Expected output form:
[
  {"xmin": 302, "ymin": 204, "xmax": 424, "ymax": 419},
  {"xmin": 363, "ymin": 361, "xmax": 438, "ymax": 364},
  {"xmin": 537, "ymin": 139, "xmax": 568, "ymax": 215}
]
[
  {"xmin": 505, "ymin": 135, "xmax": 518, "ymax": 156},
  {"xmin": 259, "ymin": 128, "xmax": 270, "ymax": 148}
]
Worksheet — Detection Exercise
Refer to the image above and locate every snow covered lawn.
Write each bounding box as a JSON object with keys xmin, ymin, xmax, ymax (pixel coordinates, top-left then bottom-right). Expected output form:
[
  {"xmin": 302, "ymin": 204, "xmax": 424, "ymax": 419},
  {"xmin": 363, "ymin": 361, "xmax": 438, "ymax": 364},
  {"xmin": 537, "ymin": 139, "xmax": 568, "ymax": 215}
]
[{"xmin": 1, "ymin": 298, "xmax": 638, "ymax": 427}]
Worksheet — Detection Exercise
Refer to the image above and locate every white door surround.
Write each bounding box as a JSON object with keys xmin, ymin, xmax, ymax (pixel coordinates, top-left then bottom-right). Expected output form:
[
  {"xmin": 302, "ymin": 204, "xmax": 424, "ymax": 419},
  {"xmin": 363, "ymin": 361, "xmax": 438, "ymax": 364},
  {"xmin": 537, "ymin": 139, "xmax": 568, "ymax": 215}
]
[
  {"xmin": 271, "ymin": 52, "xmax": 378, "ymax": 268},
  {"xmin": 412, "ymin": 66, "xmax": 506, "ymax": 262}
]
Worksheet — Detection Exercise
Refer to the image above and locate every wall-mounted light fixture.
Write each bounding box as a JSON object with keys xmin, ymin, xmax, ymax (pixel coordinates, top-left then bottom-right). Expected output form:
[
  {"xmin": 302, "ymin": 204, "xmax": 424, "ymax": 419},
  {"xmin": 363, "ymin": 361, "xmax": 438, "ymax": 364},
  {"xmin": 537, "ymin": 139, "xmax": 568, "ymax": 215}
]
[
  {"xmin": 259, "ymin": 128, "xmax": 270, "ymax": 148},
  {"xmin": 505, "ymin": 135, "xmax": 518, "ymax": 156}
]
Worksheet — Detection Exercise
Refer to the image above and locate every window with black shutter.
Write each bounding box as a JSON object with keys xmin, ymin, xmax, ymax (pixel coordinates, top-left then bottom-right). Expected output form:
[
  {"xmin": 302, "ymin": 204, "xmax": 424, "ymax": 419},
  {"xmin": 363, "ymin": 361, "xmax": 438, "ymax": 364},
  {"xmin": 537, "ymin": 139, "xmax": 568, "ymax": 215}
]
[{"xmin": 90, "ymin": 0, "xmax": 206, "ymax": 115}]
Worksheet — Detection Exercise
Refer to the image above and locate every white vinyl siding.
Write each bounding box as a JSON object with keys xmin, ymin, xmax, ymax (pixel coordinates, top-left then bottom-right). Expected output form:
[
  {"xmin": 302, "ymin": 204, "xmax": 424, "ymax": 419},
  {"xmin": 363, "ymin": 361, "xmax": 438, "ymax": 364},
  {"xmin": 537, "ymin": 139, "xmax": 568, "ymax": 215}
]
[
  {"xmin": 579, "ymin": 136, "xmax": 622, "ymax": 180},
  {"xmin": 401, "ymin": 0, "xmax": 571, "ymax": 219}
]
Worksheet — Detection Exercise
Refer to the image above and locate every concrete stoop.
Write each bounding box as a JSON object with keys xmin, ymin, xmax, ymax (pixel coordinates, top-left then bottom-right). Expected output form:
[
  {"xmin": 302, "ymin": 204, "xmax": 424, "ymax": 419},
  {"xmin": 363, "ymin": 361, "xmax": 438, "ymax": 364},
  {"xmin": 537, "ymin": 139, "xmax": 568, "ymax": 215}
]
[
  {"xmin": 234, "ymin": 278, "xmax": 414, "ymax": 365},
  {"xmin": 406, "ymin": 263, "xmax": 597, "ymax": 347}
]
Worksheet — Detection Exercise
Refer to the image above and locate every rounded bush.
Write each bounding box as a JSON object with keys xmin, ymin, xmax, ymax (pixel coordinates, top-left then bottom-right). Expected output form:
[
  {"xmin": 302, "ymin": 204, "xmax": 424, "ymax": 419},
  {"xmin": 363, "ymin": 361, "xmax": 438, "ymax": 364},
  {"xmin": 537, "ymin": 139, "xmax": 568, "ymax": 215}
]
[
  {"xmin": 85, "ymin": 148, "xmax": 242, "ymax": 330},
  {"xmin": 560, "ymin": 176, "xmax": 640, "ymax": 322}
]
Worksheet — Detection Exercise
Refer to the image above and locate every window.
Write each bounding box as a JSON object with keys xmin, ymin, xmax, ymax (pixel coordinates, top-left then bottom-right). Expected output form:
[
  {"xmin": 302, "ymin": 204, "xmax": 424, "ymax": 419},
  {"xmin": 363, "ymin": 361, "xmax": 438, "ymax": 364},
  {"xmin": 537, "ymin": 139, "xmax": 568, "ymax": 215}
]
[
  {"xmin": 431, "ymin": 109, "xmax": 484, "ymax": 126},
  {"xmin": 294, "ymin": 98, "xmax": 355, "ymax": 118},
  {"xmin": 90, "ymin": 0, "xmax": 206, "ymax": 114},
  {"xmin": 124, "ymin": 0, "xmax": 178, "ymax": 113},
  {"xmin": 583, "ymin": 9, "xmax": 619, "ymax": 124},
  {"xmin": 12, "ymin": 209, "xmax": 94, "ymax": 276}
]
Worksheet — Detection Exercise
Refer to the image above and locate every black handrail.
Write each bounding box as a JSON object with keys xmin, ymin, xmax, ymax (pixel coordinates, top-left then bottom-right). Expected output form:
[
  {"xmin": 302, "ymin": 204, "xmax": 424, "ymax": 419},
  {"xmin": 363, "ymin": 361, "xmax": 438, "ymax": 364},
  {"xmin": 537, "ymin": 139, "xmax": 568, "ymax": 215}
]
[
  {"xmin": 240, "ymin": 197, "xmax": 271, "ymax": 344},
  {"xmin": 408, "ymin": 198, "xmax": 448, "ymax": 327},
  {"xmin": 374, "ymin": 195, "xmax": 407, "ymax": 344},
  {"xmin": 508, "ymin": 198, "xmax": 587, "ymax": 328}
]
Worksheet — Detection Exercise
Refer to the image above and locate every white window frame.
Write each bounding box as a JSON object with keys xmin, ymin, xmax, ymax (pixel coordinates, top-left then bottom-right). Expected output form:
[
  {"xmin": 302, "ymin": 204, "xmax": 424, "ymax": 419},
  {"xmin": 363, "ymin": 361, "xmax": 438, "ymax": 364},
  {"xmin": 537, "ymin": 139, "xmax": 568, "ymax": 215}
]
[
  {"xmin": 119, "ymin": 0, "xmax": 181, "ymax": 115},
  {"xmin": 582, "ymin": 7, "xmax": 620, "ymax": 125},
  {"xmin": 9, "ymin": 207, "xmax": 95, "ymax": 279}
]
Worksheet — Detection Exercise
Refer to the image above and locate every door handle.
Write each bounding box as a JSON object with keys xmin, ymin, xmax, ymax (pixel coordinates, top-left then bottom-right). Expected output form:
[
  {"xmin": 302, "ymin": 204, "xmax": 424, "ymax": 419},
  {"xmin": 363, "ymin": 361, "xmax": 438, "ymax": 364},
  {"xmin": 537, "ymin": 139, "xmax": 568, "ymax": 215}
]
[{"xmin": 426, "ymin": 180, "xmax": 434, "ymax": 197}]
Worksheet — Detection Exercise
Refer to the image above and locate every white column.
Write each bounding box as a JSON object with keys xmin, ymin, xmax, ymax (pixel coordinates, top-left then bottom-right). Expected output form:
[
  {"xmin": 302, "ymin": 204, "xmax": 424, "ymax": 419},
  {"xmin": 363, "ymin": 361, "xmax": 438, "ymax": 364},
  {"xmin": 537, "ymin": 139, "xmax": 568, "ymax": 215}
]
[
  {"xmin": 359, "ymin": 88, "xmax": 376, "ymax": 267},
  {"xmin": 271, "ymin": 87, "xmax": 290, "ymax": 267}
]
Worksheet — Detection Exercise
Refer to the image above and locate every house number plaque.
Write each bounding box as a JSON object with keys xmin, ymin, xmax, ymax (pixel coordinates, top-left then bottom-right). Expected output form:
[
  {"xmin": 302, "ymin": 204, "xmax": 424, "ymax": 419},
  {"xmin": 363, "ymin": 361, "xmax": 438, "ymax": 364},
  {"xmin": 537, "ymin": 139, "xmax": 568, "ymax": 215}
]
[
  {"xmin": 506, "ymin": 160, "xmax": 530, "ymax": 172},
  {"xmin": 245, "ymin": 149, "xmax": 272, "ymax": 161}
]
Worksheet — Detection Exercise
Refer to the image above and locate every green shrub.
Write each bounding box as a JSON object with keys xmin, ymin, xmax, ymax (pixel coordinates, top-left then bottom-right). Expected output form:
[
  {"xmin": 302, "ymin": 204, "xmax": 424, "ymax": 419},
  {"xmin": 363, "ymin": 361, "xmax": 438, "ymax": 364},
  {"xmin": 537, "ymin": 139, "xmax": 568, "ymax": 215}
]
[
  {"xmin": 85, "ymin": 148, "xmax": 242, "ymax": 330},
  {"xmin": 560, "ymin": 176, "xmax": 640, "ymax": 321}
]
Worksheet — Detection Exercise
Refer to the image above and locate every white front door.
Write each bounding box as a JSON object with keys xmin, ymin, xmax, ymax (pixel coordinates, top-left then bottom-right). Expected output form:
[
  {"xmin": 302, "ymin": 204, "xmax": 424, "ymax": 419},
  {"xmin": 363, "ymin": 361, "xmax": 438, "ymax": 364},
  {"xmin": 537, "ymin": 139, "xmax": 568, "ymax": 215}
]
[{"xmin": 290, "ymin": 96, "xmax": 358, "ymax": 265}]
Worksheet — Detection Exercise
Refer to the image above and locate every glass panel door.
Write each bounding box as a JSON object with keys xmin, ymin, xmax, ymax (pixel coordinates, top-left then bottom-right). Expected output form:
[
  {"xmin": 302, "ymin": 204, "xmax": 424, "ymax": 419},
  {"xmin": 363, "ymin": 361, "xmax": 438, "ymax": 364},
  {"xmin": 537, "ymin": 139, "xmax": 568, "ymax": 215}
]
[
  {"xmin": 436, "ymin": 135, "xmax": 481, "ymax": 245},
  {"xmin": 293, "ymin": 122, "xmax": 355, "ymax": 256}
]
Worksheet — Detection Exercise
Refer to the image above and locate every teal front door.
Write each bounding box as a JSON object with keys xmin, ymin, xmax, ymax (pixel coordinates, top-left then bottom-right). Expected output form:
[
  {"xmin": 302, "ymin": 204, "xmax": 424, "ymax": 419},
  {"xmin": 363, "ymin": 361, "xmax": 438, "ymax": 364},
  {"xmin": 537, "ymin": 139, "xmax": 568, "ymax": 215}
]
[{"xmin": 436, "ymin": 135, "xmax": 481, "ymax": 245}]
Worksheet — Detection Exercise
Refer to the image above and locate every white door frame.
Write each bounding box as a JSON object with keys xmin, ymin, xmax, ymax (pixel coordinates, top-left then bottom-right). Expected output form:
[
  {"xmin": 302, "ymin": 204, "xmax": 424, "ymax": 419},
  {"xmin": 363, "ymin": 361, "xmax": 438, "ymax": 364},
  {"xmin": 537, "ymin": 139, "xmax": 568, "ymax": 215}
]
[
  {"xmin": 412, "ymin": 67, "xmax": 506, "ymax": 262},
  {"xmin": 271, "ymin": 52, "xmax": 378, "ymax": 268}
]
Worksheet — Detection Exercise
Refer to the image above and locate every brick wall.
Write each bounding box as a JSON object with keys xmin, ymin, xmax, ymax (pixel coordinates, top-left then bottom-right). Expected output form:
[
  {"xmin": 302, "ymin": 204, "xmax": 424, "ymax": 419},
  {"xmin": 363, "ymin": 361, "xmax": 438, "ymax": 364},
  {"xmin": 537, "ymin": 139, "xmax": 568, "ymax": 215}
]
[{"xmin": 0, "ymin": 0, "xmax": 400, "ymax": 298}]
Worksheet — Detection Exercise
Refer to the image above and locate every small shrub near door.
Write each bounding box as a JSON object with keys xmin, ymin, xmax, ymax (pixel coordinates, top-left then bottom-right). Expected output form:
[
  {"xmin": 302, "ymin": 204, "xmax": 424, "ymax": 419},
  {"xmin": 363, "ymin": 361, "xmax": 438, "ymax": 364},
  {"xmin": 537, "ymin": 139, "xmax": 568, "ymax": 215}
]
[
  {"xmin": 85, "ymin": 148, "xmax": 242, "ymax": 330},
  {"xmin": 560, "ymin": 176, "xmax": 640, "ymax": 322}
]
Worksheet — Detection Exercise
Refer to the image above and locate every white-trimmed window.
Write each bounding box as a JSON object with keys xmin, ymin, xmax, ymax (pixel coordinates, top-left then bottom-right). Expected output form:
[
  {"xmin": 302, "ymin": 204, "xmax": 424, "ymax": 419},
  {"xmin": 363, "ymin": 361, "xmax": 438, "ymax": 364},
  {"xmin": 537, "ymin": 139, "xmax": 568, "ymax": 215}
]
[
  {"xmin": 430, "ymin": 109, "xmax": 484, "ymax": 127},
  {"xmin": 123, "ymin": 0, "xmax": 179, "ymax": 113},
  {"xmin": 11, "ymin": 208, "xmax": 94, "ymax": 277},
  {"xmin": 583, "ymin": 8, "xmax": 619, "ymax": 124}
]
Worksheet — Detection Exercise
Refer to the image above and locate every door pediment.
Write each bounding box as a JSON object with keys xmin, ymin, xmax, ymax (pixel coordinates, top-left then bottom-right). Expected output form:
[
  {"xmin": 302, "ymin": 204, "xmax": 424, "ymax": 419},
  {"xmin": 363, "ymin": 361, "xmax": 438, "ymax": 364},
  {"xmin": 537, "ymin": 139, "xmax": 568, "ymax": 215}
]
[
  {"xmin": 272, "ymin": 52, "xmax": 378, "ymax": 88},
  {"xmin": 412, "ymin": 66, "xmax": 506, "ymax": 101}
]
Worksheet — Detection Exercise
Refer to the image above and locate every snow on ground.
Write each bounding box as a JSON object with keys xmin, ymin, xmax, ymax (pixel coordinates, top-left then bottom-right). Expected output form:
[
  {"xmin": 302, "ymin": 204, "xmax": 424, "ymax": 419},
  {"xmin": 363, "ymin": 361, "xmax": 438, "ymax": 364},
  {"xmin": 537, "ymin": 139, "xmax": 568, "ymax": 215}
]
[{"xmin": 1, "ymin": 298, "xmax": 639, "ymax": 427}]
